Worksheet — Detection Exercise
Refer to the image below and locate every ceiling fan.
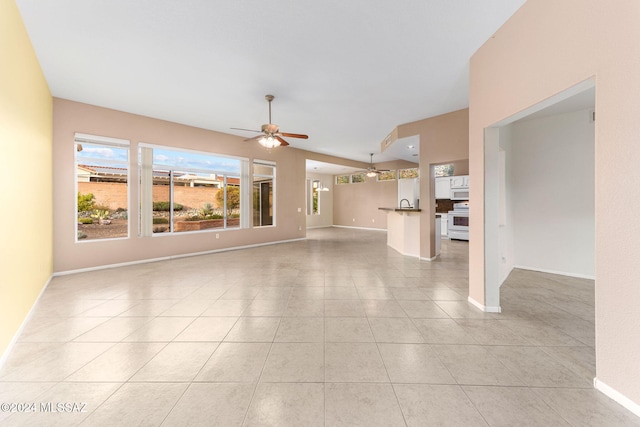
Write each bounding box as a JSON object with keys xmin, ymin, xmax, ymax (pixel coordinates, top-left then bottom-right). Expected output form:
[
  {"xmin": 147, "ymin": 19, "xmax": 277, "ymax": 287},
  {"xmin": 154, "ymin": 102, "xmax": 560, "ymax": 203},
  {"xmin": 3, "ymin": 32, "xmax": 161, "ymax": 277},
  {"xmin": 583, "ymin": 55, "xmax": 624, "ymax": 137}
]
[
  {"xmin": 231, "ymin": 94, "xmax": 308, "ymax": 148},
  {"xmin": 363, "ymin": 153, "xmax": 390, "ymax": 177}
]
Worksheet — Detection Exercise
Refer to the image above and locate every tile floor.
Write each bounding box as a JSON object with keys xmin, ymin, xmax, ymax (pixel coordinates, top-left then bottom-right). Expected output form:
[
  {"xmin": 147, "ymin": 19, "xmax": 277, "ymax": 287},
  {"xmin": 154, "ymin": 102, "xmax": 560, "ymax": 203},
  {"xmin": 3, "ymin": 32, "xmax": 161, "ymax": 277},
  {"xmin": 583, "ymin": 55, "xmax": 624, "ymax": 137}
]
[{"xmin": 1, "ymin": 227, "xmax": 638, "ymax": 426}]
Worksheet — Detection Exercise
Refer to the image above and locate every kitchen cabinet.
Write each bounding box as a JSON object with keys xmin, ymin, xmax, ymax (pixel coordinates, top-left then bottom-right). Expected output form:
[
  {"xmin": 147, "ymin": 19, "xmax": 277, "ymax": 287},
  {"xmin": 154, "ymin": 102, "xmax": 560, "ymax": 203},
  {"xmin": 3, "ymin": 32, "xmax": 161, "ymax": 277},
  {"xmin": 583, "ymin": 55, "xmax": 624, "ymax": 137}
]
[
  {"xmin": 440, "ymin": 213, "xmax": 449, "ymax": 238},
  {"xmin": 450, "ymin": 175, "xmax": 469, "ymax": 189},
  {"xmin": 435, "ymin": 177, "xmax": 451, "ymax": 199}
]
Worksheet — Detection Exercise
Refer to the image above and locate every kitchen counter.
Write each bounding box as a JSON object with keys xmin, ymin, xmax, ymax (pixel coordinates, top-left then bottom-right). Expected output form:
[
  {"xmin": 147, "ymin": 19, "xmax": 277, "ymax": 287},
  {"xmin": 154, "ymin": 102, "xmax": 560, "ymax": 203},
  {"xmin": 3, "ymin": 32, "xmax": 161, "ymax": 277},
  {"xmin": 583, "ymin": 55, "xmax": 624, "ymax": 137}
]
[
  {"xmin": 378, "ymin": 207, "xmax": 422, "ymax": 213},
  {"xmin": 379, "ymin": 207, "xmax": 421, "ymax": 258}
]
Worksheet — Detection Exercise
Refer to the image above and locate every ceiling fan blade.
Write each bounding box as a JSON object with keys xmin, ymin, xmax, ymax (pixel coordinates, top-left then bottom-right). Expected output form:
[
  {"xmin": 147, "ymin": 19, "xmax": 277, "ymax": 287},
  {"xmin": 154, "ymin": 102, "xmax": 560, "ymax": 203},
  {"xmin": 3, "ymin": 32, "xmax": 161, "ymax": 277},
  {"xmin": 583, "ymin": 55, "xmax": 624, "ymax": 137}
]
[
  {"xmin": 275, "ymin": 136, "xmax": 290, "ymax": 146},
  {"xmin": 244, "ymin": 135, "xmax": 263, "ymax": 142},
  {"xmin": 231, "ymin": 127, "xmax": 262, "ymax": 133},
  {"xmin": 280, "ymin": 132, "xmax": 308, "ymax": 139}
]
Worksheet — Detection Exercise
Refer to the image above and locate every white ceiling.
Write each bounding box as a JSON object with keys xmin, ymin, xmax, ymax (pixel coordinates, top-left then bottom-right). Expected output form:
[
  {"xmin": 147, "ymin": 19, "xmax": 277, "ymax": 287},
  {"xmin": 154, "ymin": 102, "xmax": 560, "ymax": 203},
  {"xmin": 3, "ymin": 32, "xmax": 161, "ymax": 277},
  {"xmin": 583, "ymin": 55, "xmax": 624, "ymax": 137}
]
[
  {"xmin": 515, "ymin": 87, "xmax": 595, "ymax": 122},
  {"xmin": 383, "ymin": 135, "xmax": 420, "ymax": 163},
  {"xmin": 16, "ymin": 0, "xmax": 526, "ymax": 163},
  {"xmin": 306, "ymin": 160, "xmax": 362, "ymax": 176}
]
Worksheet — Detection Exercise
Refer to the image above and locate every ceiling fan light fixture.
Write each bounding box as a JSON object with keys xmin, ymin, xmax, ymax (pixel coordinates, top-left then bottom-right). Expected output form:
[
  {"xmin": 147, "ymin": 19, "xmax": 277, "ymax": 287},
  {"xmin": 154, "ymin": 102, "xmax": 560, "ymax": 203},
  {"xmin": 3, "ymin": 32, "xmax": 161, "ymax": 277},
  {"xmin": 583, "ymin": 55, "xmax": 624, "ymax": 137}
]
[
  {"xmin": 366, "ymin": 171, "xmax": 378, "ymax": 178},
  {"xmin": 258, "ymin": 135, "xmax": 280, "ymax": 149},
  {"xmin": 232, "ymin": 94, "xmax": 308, "ymax": 149}
]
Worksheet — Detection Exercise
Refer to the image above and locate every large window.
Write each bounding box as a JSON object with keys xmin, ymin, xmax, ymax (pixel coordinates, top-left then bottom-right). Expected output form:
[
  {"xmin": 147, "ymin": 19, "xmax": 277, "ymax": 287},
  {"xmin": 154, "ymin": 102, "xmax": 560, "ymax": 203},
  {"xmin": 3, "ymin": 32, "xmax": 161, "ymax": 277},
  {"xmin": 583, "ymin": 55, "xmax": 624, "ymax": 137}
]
[
  {"xmin": 139, "ymin": 145, "xmax": 244, "ymax": 235},
  {"xmin": 75, "ymin": 134, "xmax": 129, "ymax": 241},
  {"xmin": 253, "ymin": 161, "xmax": 275, "ymax": 227}
]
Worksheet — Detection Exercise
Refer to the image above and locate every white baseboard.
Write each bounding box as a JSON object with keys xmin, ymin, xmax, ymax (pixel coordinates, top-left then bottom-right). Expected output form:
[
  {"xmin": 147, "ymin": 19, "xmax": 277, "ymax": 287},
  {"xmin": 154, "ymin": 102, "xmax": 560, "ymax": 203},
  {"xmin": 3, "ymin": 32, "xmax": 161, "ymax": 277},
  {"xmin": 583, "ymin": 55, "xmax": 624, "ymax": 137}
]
[
  {"xmin": 420, "ymin": 255, "xmax": 438, "ymax": 262},
  {"xmin": 468, "ymin": 296, "xmax": 502, "ymax": 313},
  {"xmin": 0, "ymin": 275, "xmax": 53, "ymax": 370},
  {"xmin": 594, "ymin": 378, "xmax": 640, "ymax": 418},
  {"xmin": 514, "ymin": 265, "xmax": 595, "ymax": 280},
  {"xmin": 54, "ymin": 237, "xmax": 306, "ymax": 276},
  {"xmin": 306, "ymin": 225, "xmax": 333, "ymax": 229},
  {"xmin": 331, "ymin": 225, "xmax": 387, "ymax": 232}
]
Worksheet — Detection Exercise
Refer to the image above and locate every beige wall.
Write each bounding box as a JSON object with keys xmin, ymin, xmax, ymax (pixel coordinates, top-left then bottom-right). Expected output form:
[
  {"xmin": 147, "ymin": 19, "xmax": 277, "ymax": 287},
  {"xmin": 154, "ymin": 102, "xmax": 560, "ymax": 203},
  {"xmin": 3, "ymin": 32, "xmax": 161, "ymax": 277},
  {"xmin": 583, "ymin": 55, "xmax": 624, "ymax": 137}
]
[
  {"xmin": 0, "ymin": 0, "xmax": 53, "ymax": 358},
  {"xmin": 469, "ymin": 0, "xmax": 640, "ymax": 408},
  {"xmin": 332, "ymin": 160, "xmax": 417, "ymax": 229},
  {"xmin": 54, "ymin": 98, "xmax": 309, "ymax": 272},
  {"xmin": 397, "ymin": 109, "xmax": 469, "ymax": 259},
  {"xmin": 447, "ymin": 159, "xmax": 469, "ymax": 176}
]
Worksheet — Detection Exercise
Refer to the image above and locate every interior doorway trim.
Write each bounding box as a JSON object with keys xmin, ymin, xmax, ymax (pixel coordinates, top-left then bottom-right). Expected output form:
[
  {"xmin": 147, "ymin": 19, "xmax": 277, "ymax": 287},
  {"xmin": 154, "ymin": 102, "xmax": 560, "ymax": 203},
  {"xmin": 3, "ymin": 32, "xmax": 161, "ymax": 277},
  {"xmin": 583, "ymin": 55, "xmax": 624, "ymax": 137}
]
[{"xmin": 481, "ymin": 77, "xmax": 596, "ymax": 312}]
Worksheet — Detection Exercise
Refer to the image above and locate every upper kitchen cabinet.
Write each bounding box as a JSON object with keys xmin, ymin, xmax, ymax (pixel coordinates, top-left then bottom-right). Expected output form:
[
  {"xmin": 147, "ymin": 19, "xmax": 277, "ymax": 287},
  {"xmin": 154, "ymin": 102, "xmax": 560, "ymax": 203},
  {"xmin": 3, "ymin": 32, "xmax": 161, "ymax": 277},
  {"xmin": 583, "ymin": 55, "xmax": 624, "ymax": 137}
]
[
  {"xmin": 450, "ymin": 175, "xmax": 469, "ymax": 188},
  {"xmin": 450, "ymin": 175, "xmax": 470, "ymax": 200},
  {"xmin": 435, "ymin": 177, "xmax": 451, "ymax": 199}
]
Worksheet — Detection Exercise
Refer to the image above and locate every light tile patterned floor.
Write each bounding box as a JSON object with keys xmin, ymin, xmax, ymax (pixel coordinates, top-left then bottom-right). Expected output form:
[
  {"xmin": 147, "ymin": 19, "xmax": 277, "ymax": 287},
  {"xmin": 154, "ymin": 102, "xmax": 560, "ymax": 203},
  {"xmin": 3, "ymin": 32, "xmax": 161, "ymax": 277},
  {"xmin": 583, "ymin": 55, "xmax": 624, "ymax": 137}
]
[{"xmin": 0, "ymin": 227, "xmax": 638, "ymax": 426}]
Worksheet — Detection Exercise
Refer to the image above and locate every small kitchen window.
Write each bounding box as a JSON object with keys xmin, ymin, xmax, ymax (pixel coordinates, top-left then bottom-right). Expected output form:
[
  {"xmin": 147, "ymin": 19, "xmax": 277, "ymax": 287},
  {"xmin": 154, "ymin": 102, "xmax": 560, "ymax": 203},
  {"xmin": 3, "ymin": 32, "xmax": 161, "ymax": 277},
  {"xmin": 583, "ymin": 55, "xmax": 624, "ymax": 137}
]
[
  {"xmin": 351, "ymin": 172, "xmax": 366, "ymax": 183},
  {"xmin": 398, "ymin": 168, "xmax": 419, "ymax": 179},
  {"xmin": 376, "ymin": 170, "xmax": 396, "ymax": 181},
  {"xmin": 335, "ymin": 175, "xmax": 349, "ymax": 185},
  {"xmin": 434, "ymin": 164, "xmax": 455, "ymax": 177}
]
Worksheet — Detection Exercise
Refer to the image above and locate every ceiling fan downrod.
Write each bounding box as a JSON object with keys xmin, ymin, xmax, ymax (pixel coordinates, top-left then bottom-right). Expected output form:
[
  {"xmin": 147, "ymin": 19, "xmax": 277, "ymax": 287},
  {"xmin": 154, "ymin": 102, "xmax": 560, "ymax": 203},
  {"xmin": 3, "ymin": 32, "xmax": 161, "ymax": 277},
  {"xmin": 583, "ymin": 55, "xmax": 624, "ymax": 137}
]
[{"xmin": 266, "ymin": 94, "xmax": 274, "ymax": 124}]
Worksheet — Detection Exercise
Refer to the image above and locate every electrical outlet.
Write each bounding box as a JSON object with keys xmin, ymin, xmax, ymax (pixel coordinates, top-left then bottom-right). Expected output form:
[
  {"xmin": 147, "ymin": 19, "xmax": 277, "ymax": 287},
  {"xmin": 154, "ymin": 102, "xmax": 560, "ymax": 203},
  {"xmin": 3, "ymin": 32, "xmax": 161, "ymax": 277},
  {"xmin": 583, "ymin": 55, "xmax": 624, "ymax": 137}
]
[
  {"xmin": 297, "ymin": 207, "xmax": 302, "ymax": 212},
  {"xmin": 298, "ymin": 226, "xmax": 302, "ymax": 231},
  {"xmin": 372, "ymin": 219, "xmax": 375, "ymax": 223},
  {"xmin": 352, "ymin": 218, "xmax": 356, "ymax": 222},
  {"xmin": 216, "ymin": 233, "xmax": 219, "ymax": 239}
]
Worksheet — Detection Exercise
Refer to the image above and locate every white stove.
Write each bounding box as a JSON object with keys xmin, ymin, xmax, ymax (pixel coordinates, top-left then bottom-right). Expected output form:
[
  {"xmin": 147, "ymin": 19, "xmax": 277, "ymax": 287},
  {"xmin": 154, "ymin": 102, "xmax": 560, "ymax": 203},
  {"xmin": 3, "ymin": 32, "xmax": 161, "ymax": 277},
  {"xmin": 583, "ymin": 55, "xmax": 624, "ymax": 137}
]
[{"xmin": 448, "ymin": 201, "xmax": 469, "ymax": 241}]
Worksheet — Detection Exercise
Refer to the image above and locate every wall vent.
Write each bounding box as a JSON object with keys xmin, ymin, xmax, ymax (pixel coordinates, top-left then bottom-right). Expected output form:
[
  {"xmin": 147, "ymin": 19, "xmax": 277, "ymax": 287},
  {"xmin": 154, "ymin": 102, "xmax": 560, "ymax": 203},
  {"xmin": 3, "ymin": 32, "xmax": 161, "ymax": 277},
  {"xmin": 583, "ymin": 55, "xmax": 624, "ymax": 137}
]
[{"xmin": 383, "ymin": 134, "xmax": 393, "ymax": 148}]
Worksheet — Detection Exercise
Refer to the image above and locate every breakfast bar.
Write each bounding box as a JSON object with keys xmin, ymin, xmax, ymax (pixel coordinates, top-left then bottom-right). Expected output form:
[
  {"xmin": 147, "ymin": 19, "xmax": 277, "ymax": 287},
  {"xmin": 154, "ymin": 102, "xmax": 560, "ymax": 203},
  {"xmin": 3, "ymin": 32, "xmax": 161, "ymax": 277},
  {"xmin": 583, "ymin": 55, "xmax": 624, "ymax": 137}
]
[{"xmin": 378, "ymin": 207, "xmax": 422, "ymax": 258}]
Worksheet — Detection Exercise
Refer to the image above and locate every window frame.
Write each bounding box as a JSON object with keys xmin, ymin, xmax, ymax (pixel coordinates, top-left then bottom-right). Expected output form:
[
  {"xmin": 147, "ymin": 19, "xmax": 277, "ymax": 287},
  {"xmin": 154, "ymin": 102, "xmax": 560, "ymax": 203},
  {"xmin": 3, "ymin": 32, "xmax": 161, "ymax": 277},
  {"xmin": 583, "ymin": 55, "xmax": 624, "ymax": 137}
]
[
  {"xmin": 74, "ymin": 133, "xmax": 131, "ymax": 243},
  {"xmin": 138, "ymin": 143, "xmax": 248, "ymax": 237},
  {"xmin": 253, "ymin": 159, "xmax": 276, "ymax": 228},
  {"xmin": 350, "ymin": 172, "xmax": 367, "ymax": 183},
  {"xmin": 335, "ymin": 175, "xmax": 350, "ymax": 185},
  {"xmin": 398, "ymin": 167, "xmax": 420, "ymax": 179},
  {"xmin": 376, "ymin": 170, "xmax": 397, "ymax": 182}
]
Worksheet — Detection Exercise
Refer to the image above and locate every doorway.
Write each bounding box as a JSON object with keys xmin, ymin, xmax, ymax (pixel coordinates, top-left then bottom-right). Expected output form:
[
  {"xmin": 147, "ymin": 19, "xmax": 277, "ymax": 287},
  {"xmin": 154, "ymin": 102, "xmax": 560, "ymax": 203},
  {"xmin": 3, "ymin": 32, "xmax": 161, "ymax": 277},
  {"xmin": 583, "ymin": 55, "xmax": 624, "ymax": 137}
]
[{"xmin": 484, "ymin": 80, "xmax": 595, "ymax": 310}]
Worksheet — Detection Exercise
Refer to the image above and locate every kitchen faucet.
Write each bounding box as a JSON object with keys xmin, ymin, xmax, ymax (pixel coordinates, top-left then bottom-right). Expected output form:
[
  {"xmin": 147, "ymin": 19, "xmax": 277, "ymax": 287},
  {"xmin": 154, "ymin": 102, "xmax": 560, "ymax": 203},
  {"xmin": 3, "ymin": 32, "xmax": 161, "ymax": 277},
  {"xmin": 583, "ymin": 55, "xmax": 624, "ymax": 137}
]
[{"xmin": 399, "ymin": 198, "xmax": 411, "ymax": 208}]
